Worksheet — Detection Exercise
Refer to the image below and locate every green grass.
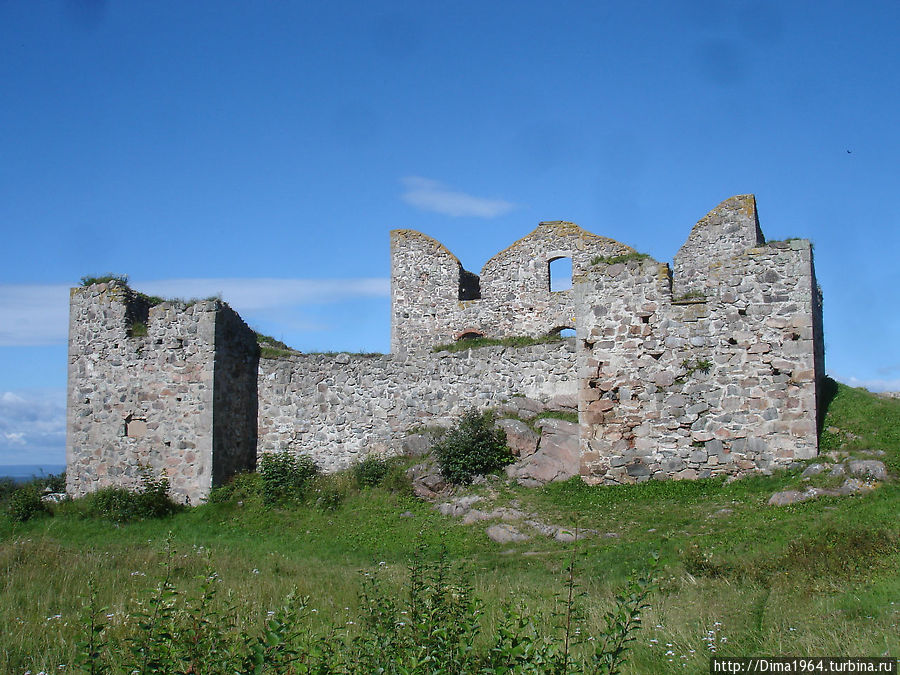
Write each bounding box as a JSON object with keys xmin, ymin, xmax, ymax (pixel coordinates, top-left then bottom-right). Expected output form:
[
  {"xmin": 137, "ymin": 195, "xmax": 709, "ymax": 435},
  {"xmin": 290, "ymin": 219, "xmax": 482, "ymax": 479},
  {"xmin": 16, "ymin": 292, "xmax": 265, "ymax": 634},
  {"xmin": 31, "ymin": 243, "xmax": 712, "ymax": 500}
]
[
  {"xmin": 80, "ymin": 274, "xmax": 129, "ymax": 287},
  {"xmin": 591, "ymin": 252, "xmax": 651, "ymax": 265},
  {"xmin": 433, "ymin": 332, "xmax": 566, "ymax": 354},
  {"xmin": 1, "ymin": 379, "xmax": 898, "ymax": 672},
  {"xmin": 673, "ymin": 290, "xmax": 706, "ymax": 302},
  {"xmin": 256, "ymin": 332, "xmax": 298, "ymax": 359}
]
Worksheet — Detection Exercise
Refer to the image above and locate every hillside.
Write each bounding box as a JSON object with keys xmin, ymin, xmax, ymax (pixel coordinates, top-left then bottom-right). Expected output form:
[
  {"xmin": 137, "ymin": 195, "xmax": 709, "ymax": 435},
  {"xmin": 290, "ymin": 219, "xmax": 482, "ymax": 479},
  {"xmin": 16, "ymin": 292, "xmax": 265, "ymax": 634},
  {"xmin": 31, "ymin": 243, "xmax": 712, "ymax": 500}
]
[{"xmin": 0, "ymin": 379, "xmax": 897, "ymax": 673}]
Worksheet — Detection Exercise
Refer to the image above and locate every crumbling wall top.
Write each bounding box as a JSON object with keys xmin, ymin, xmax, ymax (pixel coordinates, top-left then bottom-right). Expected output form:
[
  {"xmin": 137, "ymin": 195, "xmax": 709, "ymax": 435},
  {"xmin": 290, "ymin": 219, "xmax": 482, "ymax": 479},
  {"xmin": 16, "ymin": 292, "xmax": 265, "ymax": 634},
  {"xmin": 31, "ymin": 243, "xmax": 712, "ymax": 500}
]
[{"xmin": 673, "ymin": 194, "xmax": 766, "ymax": 296}]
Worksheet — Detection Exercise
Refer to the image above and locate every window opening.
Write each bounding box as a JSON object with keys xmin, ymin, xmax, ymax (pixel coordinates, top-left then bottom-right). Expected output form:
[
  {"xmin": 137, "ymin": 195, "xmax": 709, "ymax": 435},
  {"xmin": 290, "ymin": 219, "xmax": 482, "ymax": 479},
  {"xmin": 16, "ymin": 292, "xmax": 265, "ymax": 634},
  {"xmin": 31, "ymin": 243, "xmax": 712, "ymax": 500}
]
[
  {"xmin": 549, "ymin": 257, "xmax": 572, "ymax": 292},
  {"xmin": 457, "ymin": 331, "xmax": 484, "ymax": 341}
]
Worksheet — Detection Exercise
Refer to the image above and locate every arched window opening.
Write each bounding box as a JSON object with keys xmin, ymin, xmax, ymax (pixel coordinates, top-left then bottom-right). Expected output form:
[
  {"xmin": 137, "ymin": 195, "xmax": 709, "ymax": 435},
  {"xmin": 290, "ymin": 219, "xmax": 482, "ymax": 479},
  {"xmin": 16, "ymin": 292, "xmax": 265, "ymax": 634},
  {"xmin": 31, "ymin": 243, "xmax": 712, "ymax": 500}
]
[
  {"xmin": 550, "ymin": 326, "xmax": 576, "ymax": 339},
  {"xmin": 549, "ymin": 257, "xmax": 572, "ymax": 292},
  {"xmin": 456, "ymin": 331, "xmax": 484, "ymax": 342}
]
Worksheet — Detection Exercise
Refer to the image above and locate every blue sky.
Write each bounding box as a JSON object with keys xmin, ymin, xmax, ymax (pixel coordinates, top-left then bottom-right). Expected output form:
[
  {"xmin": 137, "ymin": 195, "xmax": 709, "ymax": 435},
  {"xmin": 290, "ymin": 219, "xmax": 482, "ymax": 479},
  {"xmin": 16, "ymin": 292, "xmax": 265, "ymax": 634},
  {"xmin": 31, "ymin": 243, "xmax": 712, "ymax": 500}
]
[{"xmin": 1, "ymin": 1, "xmax": 898, "ymax": 465}]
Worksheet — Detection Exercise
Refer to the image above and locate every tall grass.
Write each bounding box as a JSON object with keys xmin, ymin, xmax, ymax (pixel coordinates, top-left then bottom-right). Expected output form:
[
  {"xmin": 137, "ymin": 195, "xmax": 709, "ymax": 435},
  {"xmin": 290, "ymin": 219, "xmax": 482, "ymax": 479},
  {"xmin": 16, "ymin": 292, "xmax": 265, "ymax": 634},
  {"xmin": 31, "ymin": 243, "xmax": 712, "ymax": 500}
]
[{"xmin": 1, "ymin": 380, "xmax": 898, "ymax": 672}]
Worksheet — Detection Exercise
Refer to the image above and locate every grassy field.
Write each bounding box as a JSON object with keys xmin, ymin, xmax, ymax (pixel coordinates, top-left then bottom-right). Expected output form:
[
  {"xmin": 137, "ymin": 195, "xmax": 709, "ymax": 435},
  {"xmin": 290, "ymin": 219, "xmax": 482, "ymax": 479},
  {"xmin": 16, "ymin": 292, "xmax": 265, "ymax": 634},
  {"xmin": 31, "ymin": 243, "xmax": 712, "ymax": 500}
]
[{"xmin": 1, "ymin": 380, "xmax": 897, "ymax": 673}]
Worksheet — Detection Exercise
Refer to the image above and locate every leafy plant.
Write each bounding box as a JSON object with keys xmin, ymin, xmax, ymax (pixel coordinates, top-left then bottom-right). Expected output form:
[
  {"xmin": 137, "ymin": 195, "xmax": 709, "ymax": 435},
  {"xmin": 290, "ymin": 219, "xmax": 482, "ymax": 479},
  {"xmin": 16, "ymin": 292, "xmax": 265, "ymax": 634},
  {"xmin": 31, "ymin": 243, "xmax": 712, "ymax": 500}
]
[
  {"xmin": 206, "ymin": 471, "xmax": 262, "ymax": 504},
  {"xmin": 352, "ymin": 455, "xmax": 392, "ymax": 488},
  {"xmin": 433, "ymin": 408, "xmax": 514, "ymax": 484},
  {"xmin": 82, "ymin": 467, "xmax": 182, "ymax": 522},
  {"xmin": 592, "ymin": 554, "xmax": 659, "ymax": 674},
  {"xmin": 6, "ymin": 484, "xmax": 47, "ymax": 523},
  {"xmin": 681, "ymin": 358, "xmax": 713, "ymax": 377},
  {"xmin": 258, "ymin": 451, "xmax": 319, "ymax": 505}
]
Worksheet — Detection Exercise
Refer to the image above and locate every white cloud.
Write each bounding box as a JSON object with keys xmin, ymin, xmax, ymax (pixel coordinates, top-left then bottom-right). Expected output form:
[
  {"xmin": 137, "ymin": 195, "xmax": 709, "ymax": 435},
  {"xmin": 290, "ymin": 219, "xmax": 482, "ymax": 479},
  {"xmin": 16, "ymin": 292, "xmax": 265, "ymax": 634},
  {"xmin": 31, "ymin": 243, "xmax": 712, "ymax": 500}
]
[
  {"xmin": 0, "ymin": 388, "xmax": 66, "ymax": 465},
  {"xmin": 400, "ymin": 176, "xmax": 516, "ymax": 218},
  {"xmin": 0, "ymin": 278, "xmax": 389, "ymax": 347}
]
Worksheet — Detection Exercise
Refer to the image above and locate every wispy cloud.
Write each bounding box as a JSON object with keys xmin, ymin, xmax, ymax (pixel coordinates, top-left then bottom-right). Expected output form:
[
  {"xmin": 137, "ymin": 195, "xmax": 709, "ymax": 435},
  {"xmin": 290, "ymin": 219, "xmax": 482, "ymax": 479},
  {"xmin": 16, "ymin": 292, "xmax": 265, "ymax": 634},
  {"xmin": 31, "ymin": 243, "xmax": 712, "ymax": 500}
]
[
  {"xmin": 400, "ymin": 176, "xmax": 515, "ymax": 218},
  {"xmin": 0, "ymin": 278, "xmax": 389, "ymax": 347},
  {"xmin": 0, "ymin": 389, "xmax": 66, "ymax": 464}
]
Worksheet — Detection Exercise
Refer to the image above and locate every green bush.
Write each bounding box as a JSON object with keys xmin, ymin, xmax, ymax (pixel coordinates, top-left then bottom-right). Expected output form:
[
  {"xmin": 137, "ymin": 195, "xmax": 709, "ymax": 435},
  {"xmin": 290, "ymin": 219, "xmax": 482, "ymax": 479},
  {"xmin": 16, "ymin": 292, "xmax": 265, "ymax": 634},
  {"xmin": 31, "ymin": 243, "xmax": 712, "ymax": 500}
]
[
  {"xmin": 352, "ymin": 455, "xmax": 392, "ymax": 488},
  {"xmin": 433, "ymin": 408, "xmax": 514, "ymax": 485},
  {"xmin": 258, "ymin": 451, "xmax": 319, "ymax": 505},
  {"xmin": 206, "ymin": 471, "xmax": 262, "ymax": 504},
  {"xmin": 6, "ymin": 485, "xmax": 47, "ymax": 523},
  {"xmin": 82, "ymin": 469, "xmax": 182, "ymax": 522}
]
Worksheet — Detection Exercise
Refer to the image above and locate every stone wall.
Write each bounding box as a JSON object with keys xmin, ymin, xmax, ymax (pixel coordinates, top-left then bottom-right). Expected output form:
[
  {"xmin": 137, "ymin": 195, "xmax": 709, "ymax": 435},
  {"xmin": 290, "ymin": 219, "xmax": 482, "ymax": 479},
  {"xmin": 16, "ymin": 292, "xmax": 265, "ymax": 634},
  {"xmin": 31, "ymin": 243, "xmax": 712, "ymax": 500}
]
[
  {"xmin": 66, "ymin": 282, "xmax": 257, "ymax": 504},
  {"xmin": 390, "ymin": 222, "xmax": 634, "ymax": 353},
  {"xmin": 257, "ymin": 341, "xmax": 577, "ymax": 471},
  {"xmin": 672, "ymin": 194, "xmax": 765, "ymax": 297},
  {"xmin": 212, "ymin": 306, "xmax": 260, "ymax": 486},
  {"xmin": 577, "ymin": 236, "xmax": 821, "ymax": 484}
]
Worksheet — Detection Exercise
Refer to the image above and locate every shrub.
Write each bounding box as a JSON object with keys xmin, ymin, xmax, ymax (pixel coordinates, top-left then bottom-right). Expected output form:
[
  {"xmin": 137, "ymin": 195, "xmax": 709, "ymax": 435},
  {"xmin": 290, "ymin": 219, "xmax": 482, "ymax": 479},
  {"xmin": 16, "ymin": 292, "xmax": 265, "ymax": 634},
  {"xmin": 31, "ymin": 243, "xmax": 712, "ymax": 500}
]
[
  {"xmin": 258, "ymin": 451, "xmax": 319, "ymax": 505},
  {"xmin": 6, "ymin": 485, "xmax": 47, "ymax": 523},
  {"xmin": 206, "ymin": 471, "xmax": 262, "ymax": 504},
  {"xmin": 433, "ymin": 408, "xmax": 513, "ymax": 484},
  {"xmin": 82, "ymin": 468, "xmax": 182, "ymax": 521},
  {"xmin": 352, "ymin": 455, "xmax": 392, "ymax": 488}
]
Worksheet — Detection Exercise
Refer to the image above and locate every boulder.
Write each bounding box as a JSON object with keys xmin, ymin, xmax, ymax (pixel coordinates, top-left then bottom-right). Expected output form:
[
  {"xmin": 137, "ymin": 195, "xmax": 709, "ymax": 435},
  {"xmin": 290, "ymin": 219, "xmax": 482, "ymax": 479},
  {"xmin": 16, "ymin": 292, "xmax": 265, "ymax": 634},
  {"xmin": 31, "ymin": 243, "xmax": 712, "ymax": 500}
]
[
  {"xmin": 547, "ymin": 394, "xmax": 578, "ymax": 412},
  {"xmin": 401, "ymin": 433, "xmax": 437, "ymax": 457},
  {"xmin": 768, "ymin": 490, "xmax": 812, "ymax": 506},
  {"xmin": 800, "ymin": 463, "xmax": 828, "ymax": 478},
  {"xmin": 486, "ymin": 523, "xmax": 530, "ymax": 544},
  {"xmin": 506, "ymin": 418, "xmax": 579, "ymax": 485},
  {"xmin": 846, "ymin": 460, "xmax": 888, "ymax": 480},
  {"xmin": 504, "ymin": 397, "xmax": 545, "ymax": 420},
  {"xmin": 495, "ymin": 418, "xmax": 540, "ymax": 457}
]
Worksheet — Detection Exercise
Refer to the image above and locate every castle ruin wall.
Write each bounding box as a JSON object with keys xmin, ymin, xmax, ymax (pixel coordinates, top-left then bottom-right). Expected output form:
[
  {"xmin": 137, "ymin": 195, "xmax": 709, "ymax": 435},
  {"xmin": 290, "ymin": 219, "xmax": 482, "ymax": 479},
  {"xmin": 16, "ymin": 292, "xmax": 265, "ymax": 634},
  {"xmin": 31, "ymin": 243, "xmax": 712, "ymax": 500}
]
[
  {"xmin": 66, "ymin": 283, "xmax": 257, "ymax": 504},
  {"xmin": 66, "ymin": 193, "xmax": 825, "ymax": 501},
  {"xmin": 390, "ymin": 222, "xmax": 634, "ymax": 353},
  {"xmin": 257, "ymin": 341, "xmax": 577, "ymax": 471},
  {"xmin": 577, "ymin": 237, "xmax": 821, "ymax": 483}
]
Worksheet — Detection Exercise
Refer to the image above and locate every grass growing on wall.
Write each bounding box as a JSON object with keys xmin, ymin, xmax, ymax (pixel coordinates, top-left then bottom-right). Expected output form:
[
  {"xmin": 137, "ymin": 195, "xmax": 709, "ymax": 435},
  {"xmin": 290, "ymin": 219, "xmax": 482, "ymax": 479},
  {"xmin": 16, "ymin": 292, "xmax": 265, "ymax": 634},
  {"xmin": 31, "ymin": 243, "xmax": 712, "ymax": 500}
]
[
  {"xmin": 432, "ymin": 332, "xmax": 568, "ymax": 354},
  {"xmin": 1, "ymin": 380, "xmax": 898, "ymax": 672}
]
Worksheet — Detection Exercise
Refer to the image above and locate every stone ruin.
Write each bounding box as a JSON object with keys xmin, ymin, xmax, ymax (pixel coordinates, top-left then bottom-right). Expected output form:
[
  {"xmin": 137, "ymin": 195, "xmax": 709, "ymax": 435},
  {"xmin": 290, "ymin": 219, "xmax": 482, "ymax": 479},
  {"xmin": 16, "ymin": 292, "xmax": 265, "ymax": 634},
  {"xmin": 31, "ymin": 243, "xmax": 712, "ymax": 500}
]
[{"xmin": 66, "ymin": 194, "xmax": 824, "ymax": 503}]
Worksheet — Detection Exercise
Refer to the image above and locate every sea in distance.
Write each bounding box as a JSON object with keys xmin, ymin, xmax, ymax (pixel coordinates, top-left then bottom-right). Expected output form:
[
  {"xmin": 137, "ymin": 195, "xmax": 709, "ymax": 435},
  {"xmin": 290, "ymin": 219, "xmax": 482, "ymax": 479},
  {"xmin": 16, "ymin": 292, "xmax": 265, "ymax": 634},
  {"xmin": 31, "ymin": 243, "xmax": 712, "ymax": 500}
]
[{"xmin": 0, "ymin": 464, "xmax": 66, "ymax": 484}]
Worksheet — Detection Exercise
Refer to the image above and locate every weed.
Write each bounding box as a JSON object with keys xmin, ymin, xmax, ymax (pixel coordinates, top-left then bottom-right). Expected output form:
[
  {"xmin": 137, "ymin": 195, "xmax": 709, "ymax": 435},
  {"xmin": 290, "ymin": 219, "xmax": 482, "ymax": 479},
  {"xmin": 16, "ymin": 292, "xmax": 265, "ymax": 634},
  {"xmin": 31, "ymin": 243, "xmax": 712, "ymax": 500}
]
[
  {"xmin": 681, "ymin": 358, "xmax": 713, "ymax": 377},
  {"xmin": 128, "ymin": 321, "xmax": 148, "ymax": 338}
]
